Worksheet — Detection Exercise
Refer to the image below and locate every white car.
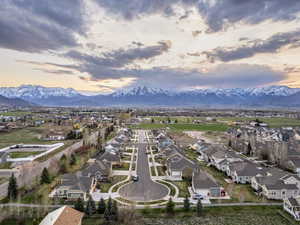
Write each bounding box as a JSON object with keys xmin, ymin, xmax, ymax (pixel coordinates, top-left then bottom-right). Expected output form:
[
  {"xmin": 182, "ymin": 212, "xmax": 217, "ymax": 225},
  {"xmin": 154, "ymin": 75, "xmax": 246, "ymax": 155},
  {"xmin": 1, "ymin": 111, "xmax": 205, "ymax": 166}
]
[{"xmin": 192, "ymin": 194, "xmax": 204, "ymax": 200}]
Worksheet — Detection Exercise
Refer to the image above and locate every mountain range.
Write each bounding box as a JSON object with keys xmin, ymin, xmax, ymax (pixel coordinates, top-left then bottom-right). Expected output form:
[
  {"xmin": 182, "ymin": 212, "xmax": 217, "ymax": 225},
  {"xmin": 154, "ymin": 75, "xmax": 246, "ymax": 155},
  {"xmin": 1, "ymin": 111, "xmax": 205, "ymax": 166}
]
[{"xmin": 0, "ymin": 85, "xmax": 300, "ymax": 108}]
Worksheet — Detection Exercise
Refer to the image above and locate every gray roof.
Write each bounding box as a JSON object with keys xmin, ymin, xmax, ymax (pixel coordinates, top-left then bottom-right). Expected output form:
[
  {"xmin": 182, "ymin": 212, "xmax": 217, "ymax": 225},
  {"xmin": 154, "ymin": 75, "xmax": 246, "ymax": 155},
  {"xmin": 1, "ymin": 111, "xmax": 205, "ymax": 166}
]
[
  {"xmin": 230, "ymin": 162, "xmax": 264, "ymax": 177},
  {"xmin": 287, "ymin": 197, "xmax": 300, "ymax": 207},
  {"xmin": 82, "ymin": 160, "xmax": 111, "ymax": 177},
  {"xmin": 167, "ymin": 154, "xmax": 196, "ymax": 171},
  {"xmin": 60, "ymin": 172, "xmax": 93, "ymax": 193},
  {"xmin": 289, "ymin": 157, "xmax": 300, "ymax": 167},
  {"xmin": 98, "ymin": 151, "xmax": 120, "ymax": 163},
  {"xmin": 0, "ymin": 152, "xmax": 8, "ymax": 158},
  {"xmin": 192, "ymin": 170, "xmax": 220, "ymax": 189}
]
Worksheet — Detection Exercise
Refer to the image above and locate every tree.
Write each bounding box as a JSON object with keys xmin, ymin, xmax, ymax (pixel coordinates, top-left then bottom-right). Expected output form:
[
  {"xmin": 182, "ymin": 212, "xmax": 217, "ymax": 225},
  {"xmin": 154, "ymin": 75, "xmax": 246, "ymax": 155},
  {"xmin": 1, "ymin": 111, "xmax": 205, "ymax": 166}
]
[
  {"xmin": 98, "ymin": 198, "xmax": 106, "ymax": 214},
  {"xmin": 85, "ymin": 197, "xmax": 96, "ymax": 216},
  {"xmin": 74, "ymin": 198, "xmax": 84, "ymax": 212},
  {"xmin": 104, "ymin": 197, "xmax": 113, "ymax": 221},
  {"xmin": 40, "ymin": 168, "xmax": 51, "ymax": 184},
  {"xmin": 151, "ymin": 118, "xmax": 154, "ymax": 123},
  {"xmin": 7, "ymin": 173, "xmax": 18, "ymax": 201},
  {"xmin": 165, "ymin": 197, "xmax": 175, "ymax": 215},
  {"xmin": 183, "ymin": 195, "xmax": 190, "ymax": 212},
  {"xmin": 196, "ymin": 199, "xmax": 202, "ymax": 217},
  {"xmin": 247, "ymin": 143, "xmax": 252, "ymax": 155},
  {"xmin": 228, "ymin": 139, "xmax": 232, "ymax": 147},
  {"xmin": 70, "ymin": 153, "xmax": 77, "ymax": 166},
  {"xmin": 111, "ymin": 200, "xmax": 119, "ymax": 221}
]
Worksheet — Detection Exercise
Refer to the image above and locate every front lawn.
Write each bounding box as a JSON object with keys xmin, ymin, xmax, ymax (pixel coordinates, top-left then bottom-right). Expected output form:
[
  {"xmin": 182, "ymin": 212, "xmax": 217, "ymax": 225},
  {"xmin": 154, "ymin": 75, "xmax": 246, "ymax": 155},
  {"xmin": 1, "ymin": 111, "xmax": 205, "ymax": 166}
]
[
  {"xmin": 99, "ymin": 175, "xmax": 127, "ymax": 193},
  {"xmin": 113, "ymin": 162, "xmax": 130, "ymax": 170},
  {"xmin": 9, "ymin": 151, "xmax": 41, "ymax": 158},
  {"xmin": 169, "ymin": 180, "xmax": 190, "ymax": 198}
]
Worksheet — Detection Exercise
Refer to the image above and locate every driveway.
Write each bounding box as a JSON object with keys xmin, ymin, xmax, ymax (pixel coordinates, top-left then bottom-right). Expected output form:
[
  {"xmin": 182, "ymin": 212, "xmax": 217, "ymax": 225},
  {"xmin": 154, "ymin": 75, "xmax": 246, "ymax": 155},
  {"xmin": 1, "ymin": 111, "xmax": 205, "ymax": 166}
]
[{"xmin": 119, "ymin": 130, "xmax": 169, "ymax": 201}]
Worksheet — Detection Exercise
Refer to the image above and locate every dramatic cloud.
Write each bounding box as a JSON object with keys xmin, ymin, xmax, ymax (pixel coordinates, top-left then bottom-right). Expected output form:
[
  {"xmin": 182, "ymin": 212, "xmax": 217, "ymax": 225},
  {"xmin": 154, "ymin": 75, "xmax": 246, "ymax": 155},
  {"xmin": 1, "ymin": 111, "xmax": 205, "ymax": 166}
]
[
  {"xmin": 197, "ymin": 0, "xmax": 300, "ymax": 32},
  {"xmin": 95, "ymin": 0, "xmax": 300, "ymax": 32},
  {"xmin": 127, "ymin": 64, "xmax": 286, "ymax": 89},
  {"xmin": 0, "ymin": 0, "xmax": 86, "ymax": 52},
  {"xmin": 60, "ymin": 41, "xmax": 172, "ymax": 79},
  {"xmin": 203, "ymin": 30, "xmax": 300, "ymax": 62}
]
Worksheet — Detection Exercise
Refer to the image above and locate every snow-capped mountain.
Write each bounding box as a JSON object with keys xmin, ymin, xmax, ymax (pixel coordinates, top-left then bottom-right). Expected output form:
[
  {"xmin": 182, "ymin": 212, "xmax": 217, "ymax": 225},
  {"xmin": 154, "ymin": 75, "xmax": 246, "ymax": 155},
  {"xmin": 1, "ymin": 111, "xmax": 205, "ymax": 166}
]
[
  {"xmin": 0, "ymin": 85, "xmax": 300, "ymax": 108},
  {"xmin": 0, "ymin": 85, "xmax": 82, "ymax": 99},
  {"xmin": 112, "ymin": 86, "xmax": 174, "ymax": 97}
]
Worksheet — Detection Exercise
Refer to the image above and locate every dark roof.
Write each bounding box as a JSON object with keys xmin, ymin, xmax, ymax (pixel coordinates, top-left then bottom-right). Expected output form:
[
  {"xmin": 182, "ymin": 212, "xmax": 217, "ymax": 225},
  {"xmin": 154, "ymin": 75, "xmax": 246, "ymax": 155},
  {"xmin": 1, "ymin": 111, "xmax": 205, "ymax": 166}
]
[
  {"xmin": 98, "ymin": 151, "xmax": 120, "ymax": 163},
  {"xmin": 287, "ymin": 197, "xmax": 300, "ymax": 207},
  {"xmin": 60, "ymin": 172, "xmax": 93, "ymax": 193},
  {"xmin": 82, "ymin": 160, "xmax": 111, "ymax": 177},
  {"xmin": 192, "ymin": 170, "xmax": 220, "ymax": 189},
  {"xmin": 230, "ymin": 162, "xmax": 264, "ymax": 176},
  {"xmin": 167, "ymin": 154, "xmax": 196, "ymax": 171}
]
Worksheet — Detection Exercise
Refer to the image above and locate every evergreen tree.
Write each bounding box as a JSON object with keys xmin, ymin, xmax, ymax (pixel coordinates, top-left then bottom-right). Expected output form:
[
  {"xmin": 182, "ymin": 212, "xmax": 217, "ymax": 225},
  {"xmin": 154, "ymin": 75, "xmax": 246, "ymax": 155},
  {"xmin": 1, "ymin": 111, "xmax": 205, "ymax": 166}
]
[
  {"xmin": 165, "ymin": 197, "xmax": 175, "ymax": 215},
  {"xmin": 196, "ymin": 199, "xmax": 203, "ymax": 217},
  {"xmin": 74, "ymin": 198, "xmax": 84, "ymax": 212},
  {"xmin": 228, "ymin": 139, "xmax": 232, "ymax": 147},
  {"xmin": 70, "ymin": 153, "xmax": 77, "ymax": 166},
  {"xmin": 183, "ymin": 195, "xmax": 190, "ymax": 212},
  {"xmin": 60, "ymin": 154, "xmax": 67, "ymax": 162},
  {"xmin": 111, "ymin": 200, "xmax": 119, "ymax": 221},
  {"xmin": 98, "ymin": 198, "xmax": 106, "ymax": 214},
  {"xmin": 7, "ymin": 173, "xmax": 18, "ymax": 201},
  {"xmin": 40, "ymin": 168, "xmax": 51, "ymax": 184},
  {"xmin": 104, "ymin": 197, "xmax": 113, "ymax": 221},
  {"xmin": 85, "ymin": 197, "xmax": 96, "ymax": 216}
]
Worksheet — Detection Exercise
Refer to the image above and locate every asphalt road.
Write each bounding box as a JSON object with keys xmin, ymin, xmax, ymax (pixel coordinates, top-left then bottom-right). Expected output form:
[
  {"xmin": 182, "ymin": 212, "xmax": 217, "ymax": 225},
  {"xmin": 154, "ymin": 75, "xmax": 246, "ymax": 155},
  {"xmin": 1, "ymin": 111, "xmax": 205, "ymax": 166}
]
[{"xmin": 119, "ymin": 130, "xmax": 169, "ymax": 201}]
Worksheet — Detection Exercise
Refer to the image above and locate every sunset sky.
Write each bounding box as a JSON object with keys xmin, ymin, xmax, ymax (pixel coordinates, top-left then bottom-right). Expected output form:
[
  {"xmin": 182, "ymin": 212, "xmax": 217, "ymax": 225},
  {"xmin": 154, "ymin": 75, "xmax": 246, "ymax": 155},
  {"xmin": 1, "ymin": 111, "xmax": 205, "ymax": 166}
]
[{"xmin": 1, "ymin": 0, "xmax": 300, "ymax": 93}]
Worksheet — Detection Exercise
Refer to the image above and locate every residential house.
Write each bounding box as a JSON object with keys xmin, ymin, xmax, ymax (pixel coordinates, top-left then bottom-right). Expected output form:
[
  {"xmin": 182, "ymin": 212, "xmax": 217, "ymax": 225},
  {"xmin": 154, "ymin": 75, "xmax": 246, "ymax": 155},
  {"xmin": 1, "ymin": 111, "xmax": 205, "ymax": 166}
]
[
  {"xmin": 251, "ymin": 170, "xmax": 300, "ymax": 200},
  {"xmin": 39, "ymin": 206, "xmax": 84, "ymax": 225},
  {"xmin": 287, "ymin": 157, "xmax": 300, "ymax": 175},
  {"xmin": 54, "ymin": 172, "xmax": 96, "ymax": 201},
  {"xmin": 166, "ymin": 154, "xmax": 196, "ymax": 180},
  {"xmin": 97, "ymin": 151, "xmax": 121, "ymax": 167},
  {"xmin": 192, "ymin": 169, "xmax": 224, "ymax": 198},
  {"xmin": 283, "ymin": 196, "xmax": 300, "ymax": 221},
  {"xmin": 82, "ymin": 160, "xmax": 112, "ymax": 182}
]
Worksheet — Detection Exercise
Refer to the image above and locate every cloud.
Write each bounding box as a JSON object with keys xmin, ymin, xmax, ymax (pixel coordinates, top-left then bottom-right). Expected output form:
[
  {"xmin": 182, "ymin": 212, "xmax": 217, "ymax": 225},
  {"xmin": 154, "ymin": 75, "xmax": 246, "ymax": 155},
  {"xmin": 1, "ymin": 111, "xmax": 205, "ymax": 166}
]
[
  {"xmin": 197, "ymin": 0, "xmax": 300, "ymax": 32},
  {"xmin": 126, "ymin": 64, "xmax": 286, "ymax": 89},
  {"xmin": 0, "ymin": 0, "xmax": 86, "ymax": 52},
  {"xmin": 203, "ymin": 30, "xmax": 300, "ymax": 62},
  {"xmin": 60, "ymin": 41, "xmax": 172, "ymax": 79},
  {"xmin": 95, "ymin": 0, "xmax": 300, "ymax": 32}
]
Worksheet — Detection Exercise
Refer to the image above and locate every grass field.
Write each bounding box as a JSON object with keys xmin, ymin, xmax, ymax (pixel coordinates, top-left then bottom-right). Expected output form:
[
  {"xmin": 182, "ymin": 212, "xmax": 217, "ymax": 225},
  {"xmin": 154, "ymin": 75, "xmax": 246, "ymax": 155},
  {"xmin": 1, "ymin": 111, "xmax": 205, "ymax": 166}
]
[
  {"xmin": 131, "ymin": 123, "xmax": 229, "ymax": 132},
  {"xmin": 9, "ymin": 151, "xmax": 42, "ymax": 158},
  {"xmin": 219, "ymin": 117, "xmax": 300, "ymax": 128},
  {"xmin": 99, "ymin": 175, "xmax": 127, "ymax": 193},
  {"xmin": 0, "ymin": 206, "xmax": 296, "ymax": 225},
  {"xmin": 169, "ymin": 181, "xmax": 190, "ymax": 198}
]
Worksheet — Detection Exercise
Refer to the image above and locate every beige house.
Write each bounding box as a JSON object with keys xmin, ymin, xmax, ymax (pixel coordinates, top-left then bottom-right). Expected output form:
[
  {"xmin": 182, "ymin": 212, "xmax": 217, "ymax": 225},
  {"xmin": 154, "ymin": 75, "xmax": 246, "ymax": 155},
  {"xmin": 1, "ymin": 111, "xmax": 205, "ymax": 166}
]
[{"xmin": 283, "ymin": 196, "xmax": 300, "ymax": 221}]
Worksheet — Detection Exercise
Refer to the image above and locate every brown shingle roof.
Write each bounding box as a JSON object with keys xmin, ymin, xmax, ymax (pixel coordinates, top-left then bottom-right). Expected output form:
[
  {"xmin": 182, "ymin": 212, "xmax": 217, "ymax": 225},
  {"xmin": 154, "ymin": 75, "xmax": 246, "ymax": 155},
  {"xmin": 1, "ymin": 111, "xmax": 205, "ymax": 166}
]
[{"xmin": 54, "ymin": 206, "xmax": 84, "ymax": 225}]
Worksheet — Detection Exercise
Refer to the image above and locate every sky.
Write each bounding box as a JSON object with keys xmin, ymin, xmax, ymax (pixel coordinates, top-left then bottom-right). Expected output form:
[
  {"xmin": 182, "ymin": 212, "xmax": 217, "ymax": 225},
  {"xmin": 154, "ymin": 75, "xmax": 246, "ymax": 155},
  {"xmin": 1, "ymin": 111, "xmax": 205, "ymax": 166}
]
[{"xmin": 0, "ymin": 0, "xmax": 300, "ymax": 94}]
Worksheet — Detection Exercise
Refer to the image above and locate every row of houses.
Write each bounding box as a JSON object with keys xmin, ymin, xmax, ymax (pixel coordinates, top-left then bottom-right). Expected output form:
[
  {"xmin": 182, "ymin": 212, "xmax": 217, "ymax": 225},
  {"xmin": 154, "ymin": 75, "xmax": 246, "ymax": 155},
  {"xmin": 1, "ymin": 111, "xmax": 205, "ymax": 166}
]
[
  {"xmin": 154, "ymin": 131, "xmax": 226, "ymax": 199},
  {"xmin": 195, "ymin": 142, "xmax": 300, "ymax": 201},
  {"xmin": 52, "ymin": 128, "xmax": 132, "ymax": 201}
]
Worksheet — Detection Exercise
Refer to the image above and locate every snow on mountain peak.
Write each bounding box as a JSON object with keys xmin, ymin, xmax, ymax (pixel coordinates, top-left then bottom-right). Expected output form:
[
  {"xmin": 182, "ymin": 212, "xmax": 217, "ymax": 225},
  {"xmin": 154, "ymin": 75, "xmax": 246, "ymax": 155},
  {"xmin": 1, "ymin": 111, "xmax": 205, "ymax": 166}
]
[
  {"xmin": 0, "ymin": 85, "xmax": 81, "ymax": 99},
  {"xmin": 112, "ymin": 86, "xmax": 173, "ymax": 97}
]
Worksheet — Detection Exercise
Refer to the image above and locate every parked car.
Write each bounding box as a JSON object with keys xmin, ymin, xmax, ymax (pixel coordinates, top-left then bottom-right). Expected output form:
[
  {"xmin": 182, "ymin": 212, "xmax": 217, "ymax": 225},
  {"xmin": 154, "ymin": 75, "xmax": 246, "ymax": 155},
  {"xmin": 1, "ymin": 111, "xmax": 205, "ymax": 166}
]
[
  {"xmin": 132, "ymin": 175, "xmax": 139, "ymax": 182},
  {"xmin": 192, "ymin": 194, "xmax": 204, "ymax": 200}
]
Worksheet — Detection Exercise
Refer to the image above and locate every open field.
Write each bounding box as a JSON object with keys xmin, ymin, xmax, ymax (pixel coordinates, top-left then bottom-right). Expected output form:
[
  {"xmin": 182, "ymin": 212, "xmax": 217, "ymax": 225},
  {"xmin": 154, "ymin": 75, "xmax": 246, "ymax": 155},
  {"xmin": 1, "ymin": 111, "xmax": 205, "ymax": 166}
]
[
  {"xmin": 9, "ymin": 151, "xmax": 41, "ymax": 158},
  {"xmin": 131, "ymin": 123, "xmax": 229, "ymax": 132},
  {"xmin": 219, "ymin": 117, "xmax": 300, "ymax": 128}
]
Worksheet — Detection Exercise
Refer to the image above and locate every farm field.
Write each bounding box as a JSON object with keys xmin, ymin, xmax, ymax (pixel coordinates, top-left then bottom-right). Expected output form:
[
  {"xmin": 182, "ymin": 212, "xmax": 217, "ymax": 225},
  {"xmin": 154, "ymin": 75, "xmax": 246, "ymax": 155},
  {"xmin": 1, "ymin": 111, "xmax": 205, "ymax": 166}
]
[{"xmin": 131, "ymin": 123, "xmax": 229, "ymax": 132}]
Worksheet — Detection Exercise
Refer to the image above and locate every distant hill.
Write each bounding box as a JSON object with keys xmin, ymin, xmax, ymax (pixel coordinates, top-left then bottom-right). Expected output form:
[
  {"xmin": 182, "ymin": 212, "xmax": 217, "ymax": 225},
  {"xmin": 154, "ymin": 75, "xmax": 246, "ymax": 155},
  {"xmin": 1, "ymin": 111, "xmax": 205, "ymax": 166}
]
[
  {"xmin": 0, "ymin": 85, "xmax": 300, "ymax": 108},
  {"xmin": 0, "ymin": 95, "xmax": 33, "ymax": 107}
]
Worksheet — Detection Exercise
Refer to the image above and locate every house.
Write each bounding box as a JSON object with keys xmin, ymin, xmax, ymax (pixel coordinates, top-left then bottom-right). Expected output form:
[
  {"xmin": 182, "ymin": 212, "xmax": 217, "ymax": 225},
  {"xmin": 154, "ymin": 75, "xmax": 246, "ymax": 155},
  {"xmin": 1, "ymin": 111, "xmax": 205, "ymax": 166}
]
[
  {"xmin": 283, "ymin": 196, "xmax": 300, "ymax": 221},
  {"xmin": 166, "ymin": 154, "xmax": 196, "ymax": 180},
  {"xmin": 82, "ymin": 160, "xmax": 112, "ymax": 182},
  {"xmin": 97, "ymin": 151, "xmax": 121, "ymax": 167},
  {"xmin": 0, "ymin": 152, "xmax": 8, "ymax": 164},
  {"xmin": 192, "ymin": 169, "xmax": 224, "ymax": 198},
  {"xmin": 229, "ymin": 162, "xmax": 266, "ymax": 184},
  {"xmin": 54, "ymin": 172, "xmax": 96, "ymax": 201},
  {"xmin": 39, "ymin": 206, "xmax": 84, "ymax": 225},
  {"xmin": 251, "ymin": 170, "xmax": 300, "ymax": 200},
  {"xmin": 287, "ymin": 157, "xmax": 300, "ymax": 175}
]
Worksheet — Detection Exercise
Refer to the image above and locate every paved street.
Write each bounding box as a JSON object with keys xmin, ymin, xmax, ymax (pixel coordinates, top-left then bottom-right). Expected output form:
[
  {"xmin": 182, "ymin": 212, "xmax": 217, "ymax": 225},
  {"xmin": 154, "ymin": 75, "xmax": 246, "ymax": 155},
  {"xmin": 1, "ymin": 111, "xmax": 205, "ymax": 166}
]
[{"xmin": 119, "ymin": 130, "xmax": 169, "ymax": 201}]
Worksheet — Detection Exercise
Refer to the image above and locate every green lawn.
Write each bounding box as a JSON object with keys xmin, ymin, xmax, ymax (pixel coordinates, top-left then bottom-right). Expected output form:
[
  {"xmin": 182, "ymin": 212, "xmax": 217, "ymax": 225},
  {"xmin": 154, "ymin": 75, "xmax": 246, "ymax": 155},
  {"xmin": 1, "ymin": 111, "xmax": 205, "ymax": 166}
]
[
  {"xmin": 113, "ymin": 162, "xmax": 130, "ymax": 170},
  {"xmin": 219, "ymin": 117, "xmax": 300, "ymax": 128},
  {"xmin": 99, "ymin": 175, "xmax": 127, "ymax": 193},
  {"xmin": 131, "ymin": 123, "xmax": 229, "ymax": 132},
  {"xmin": 9, "ymin": 151, "xmax": 41, "ymax": 158},
  {"xmin": 169, "ymin": 181, "xmax": 190, "ymax": 198}
]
